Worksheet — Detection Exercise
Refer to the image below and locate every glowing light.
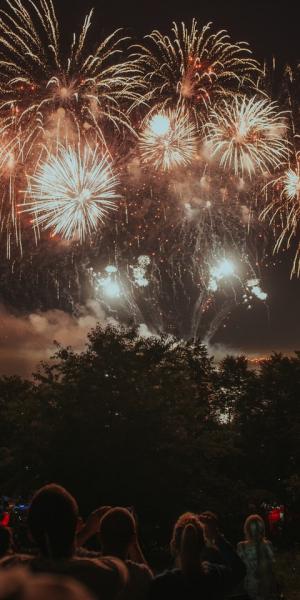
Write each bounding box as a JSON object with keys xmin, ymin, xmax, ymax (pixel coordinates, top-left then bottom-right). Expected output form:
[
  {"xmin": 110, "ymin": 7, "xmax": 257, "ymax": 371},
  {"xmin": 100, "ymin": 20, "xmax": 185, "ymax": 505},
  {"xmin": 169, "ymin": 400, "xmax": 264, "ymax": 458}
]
[
  {"xmin": 105, "ymin": 265, "xmax": 118, "ymax": 274},
  {"xmin": 23, "ymin": 145, "xmax": 119, "ymax": 241},
  {"xmin": 247, "ymin": 279, "xmax": 268, "ymax": 301},
  {"xmin": 140, "ymin": 106, "xmax": 197, "ymax": 171},
  {"xmin": 211, "ymin": 258, "xmax": 235, "ymax": 280},
  {"xmin": 101, "ymin": 278, "xmax": 121, "ymax": 298},
  {"xmin": 149, "ymin": 114, "xmax": 171, "ymax": 136},
  {"xmin": 205, "ymin": 96, "xmax": 289, "ymax": 177},
  {"xmin": 93, "ymin": 265, "xmax": 123, "ymax": 299},
  {"xmin": 209, "ymin": 258, "xmax": 236, "ymax": 291},
  {"xmin": 131, "ymin": 255, "xmax": 151, "ymax": 287},
  {"xmin": 282, "ymin": 168, "xmax": 300, "ymax": 201}
]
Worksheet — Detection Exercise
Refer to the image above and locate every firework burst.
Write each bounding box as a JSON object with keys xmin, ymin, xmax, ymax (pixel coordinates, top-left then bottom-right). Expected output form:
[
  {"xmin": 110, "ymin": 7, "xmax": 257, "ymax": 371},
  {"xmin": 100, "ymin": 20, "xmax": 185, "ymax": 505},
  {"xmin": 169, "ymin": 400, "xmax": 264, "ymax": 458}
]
[
  {"xmin": 22, "ymin": 145, "xmax": 119, "ymax": 241},
  {"xmin": 0, "ymin": 0, "xmax": 142, "ymax": 153},
  {"xmin": 205, "ymin": 96, "xmax": 289, "ymax": 177},
  {"xmin": 139, "ymin": 106, "xmax": 197, "ymax": 170},
  {"xmin": 135, "ymin": 20, "xmax": 259, "ymax": 122},
  {"xmin": 261, "ymin": 162, "xmax": 300, "ymax": 275}
]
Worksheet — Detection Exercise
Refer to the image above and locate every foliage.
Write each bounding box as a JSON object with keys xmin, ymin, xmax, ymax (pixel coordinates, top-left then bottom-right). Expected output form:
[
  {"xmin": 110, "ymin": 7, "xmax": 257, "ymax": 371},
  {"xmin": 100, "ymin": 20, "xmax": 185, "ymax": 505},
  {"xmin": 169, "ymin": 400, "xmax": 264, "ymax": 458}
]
[{"xmin": 0, "ymin": 326, "xmax": 299, "ymax": 548}]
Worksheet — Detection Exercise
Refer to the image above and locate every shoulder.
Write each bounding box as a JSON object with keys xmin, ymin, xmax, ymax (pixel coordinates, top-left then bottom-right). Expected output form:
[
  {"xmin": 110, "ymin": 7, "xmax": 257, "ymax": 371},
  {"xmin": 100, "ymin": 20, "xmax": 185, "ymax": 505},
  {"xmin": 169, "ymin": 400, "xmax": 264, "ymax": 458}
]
[
  {"xmin": 0, "ymin": 554, "xmax": 32, "ymax": 569},
  {"xmin": 150, "ymin": 569, "xmax": 181, "ymax": 595},
  {"xmin": 237, "ymin": 541, "xmax": 246, "ymax": 553},
  {"xmin": 126, "ymin": 560, "xmax": 153, "ymax": 579},
  {"xmin": 263, "ymin": 540, "xmax": 275, "ymax": 560},
  {"xmin": 152, "ymin": 569, "xmax": 181, "ymax": 586}
]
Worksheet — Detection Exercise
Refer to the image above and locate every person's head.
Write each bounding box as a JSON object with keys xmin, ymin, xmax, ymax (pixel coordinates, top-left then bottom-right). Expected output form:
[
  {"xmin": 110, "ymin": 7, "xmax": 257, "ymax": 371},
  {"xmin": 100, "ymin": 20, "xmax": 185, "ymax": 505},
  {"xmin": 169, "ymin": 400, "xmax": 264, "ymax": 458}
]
[
  {"xmin": 99, "ymin": 507, "xmax": 136, "ymax": 558},
  {"xmin": 244, "ymin": 514, "xmax": 265, "ymax": 543},
  {"xmin": 0, "ymin": 526, "xmax": 12, "ymax": 558},
  {"xmin": 28, "ymin": 484, "xmax": 79, "ymax": 559},
  {"xmin": 170, "ymin": 512, "xmax": 205, "ymax": 561}
]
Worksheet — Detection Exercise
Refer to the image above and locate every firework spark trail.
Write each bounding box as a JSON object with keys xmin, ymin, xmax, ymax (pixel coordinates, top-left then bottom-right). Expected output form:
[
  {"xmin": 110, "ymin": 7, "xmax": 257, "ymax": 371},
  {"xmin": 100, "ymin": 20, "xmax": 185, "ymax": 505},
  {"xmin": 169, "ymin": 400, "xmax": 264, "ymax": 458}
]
[
  {"xmin": 0, "ymin": 0, "xmax": 143, "ymax": 148},
  {"xmin": 204, "ymin": 96, "xmax": 289, "ymax": 177},
  {"xmin": 139, "ymin": 106, "xmax": 197, "ymax": 170},
  {"xmin": 90, "ymin": 172, "xmax": 267, "ymax": 341},
  {"xmin": 135, "ymin": 20, "xmax": 260, "ymax": 124},
  {"xmin": 22, "ymin": 145, "xmax": 119, "ymax": 242},
  {"xmin": 261, "ymin": 160, "xmax": 300, "ymax": 275}
]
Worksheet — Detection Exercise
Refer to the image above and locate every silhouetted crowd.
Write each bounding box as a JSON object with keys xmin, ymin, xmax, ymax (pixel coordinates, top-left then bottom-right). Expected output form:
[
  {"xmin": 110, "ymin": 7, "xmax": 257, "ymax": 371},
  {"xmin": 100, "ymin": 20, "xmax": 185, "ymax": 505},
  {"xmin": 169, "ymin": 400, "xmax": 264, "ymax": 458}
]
[{"xmin": 0, "ymin": 484, "xmax": 278, "ymax": 599}]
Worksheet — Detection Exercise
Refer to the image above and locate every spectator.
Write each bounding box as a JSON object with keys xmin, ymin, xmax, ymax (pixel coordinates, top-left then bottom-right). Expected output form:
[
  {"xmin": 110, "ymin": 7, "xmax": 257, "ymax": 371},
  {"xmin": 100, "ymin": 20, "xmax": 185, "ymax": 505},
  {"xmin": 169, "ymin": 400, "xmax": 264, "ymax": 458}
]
[
  {"xmin": 0, "ymin": 527, "xmax": 13, "ymax": 559},
  {"xmin": 237, "ymin": 514, "xmax": 276, "ymax": 600},
  {"xmin": 0, "ymin": 568, "xmax": 95, "ymax": 600},
  {"xmin": 99, "ymin": 507, "xmax": 153, "ymax": 600},
  {"xmin": 0, "ymin": 484, "xmax": 127, "ymax": 600},
  {"xmin": 149, "ymin": 512, "xmax": 246, "ymax": 600},
  {"xmin": 77, "ymin": 506, "xmax": 112, "ymax": 555}
]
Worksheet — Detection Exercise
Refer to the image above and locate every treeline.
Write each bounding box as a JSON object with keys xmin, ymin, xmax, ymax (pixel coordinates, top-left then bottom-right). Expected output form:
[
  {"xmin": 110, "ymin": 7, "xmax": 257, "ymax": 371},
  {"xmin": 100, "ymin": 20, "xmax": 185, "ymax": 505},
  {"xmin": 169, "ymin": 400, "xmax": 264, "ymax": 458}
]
[{"xmin": 0, "ymin": 325, "xmax": 299, "ymax": 548}]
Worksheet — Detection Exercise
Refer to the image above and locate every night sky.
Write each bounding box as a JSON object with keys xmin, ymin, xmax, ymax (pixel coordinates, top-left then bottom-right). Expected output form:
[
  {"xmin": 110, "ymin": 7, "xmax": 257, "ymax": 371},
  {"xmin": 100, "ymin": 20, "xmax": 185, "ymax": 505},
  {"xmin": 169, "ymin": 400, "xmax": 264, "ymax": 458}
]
[{"xmin": 0, "ymin": 0, "xmax": 299, "ymax": 376}]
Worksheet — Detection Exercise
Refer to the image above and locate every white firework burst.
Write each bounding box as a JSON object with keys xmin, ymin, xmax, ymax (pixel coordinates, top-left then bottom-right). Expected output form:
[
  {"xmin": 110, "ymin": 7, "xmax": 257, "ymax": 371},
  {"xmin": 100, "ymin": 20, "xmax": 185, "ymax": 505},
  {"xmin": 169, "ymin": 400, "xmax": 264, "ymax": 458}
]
[{"xmin": 22, "ymin": 145, "xmax": 119, "ymax": 241}]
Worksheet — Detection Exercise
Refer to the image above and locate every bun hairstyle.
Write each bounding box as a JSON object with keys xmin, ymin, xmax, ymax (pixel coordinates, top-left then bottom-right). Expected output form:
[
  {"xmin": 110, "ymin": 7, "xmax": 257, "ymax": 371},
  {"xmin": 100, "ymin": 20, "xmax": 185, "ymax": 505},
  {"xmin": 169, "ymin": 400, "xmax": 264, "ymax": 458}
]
[
  {"xmin": 180, "ymin": 523, "xmax": 201, "ymax": 573},
  {"xmin": 171, "ymin": 512, "xmax": 205, "ymax": 574}
]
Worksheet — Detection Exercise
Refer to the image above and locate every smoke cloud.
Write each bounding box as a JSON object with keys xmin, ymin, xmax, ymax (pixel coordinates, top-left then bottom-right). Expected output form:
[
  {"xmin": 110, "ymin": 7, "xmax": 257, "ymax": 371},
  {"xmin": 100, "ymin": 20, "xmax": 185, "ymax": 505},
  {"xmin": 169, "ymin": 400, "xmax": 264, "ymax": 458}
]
[{"xmin": 0, "ymin": 301, "xmax": 108, "ymax": 378}]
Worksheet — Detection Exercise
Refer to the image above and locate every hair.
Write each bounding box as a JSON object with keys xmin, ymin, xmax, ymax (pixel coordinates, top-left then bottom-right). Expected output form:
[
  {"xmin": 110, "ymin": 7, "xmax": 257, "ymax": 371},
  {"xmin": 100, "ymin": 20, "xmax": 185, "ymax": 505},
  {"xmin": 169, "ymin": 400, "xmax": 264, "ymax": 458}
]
[
  {"xmin": 0, "ymin": 527, "xmax": 12, "ymax": 558},
  {"xmin": 244, "ymin": 514, "xmax": 265, "ymax": 543},
  {"xmin": 99, "ymin": 507, "xmax": 136, "ymax": 555},
  {"xmin": 244, "ymin": 514, "xmax": 267, "ymax": 577},
  {"xmin": 27, "ymin": 484, "xmax": 79, "ymax": 559},
  {"xmin": 170, "ymin": 512, "xmax": 205, "ymax": 558}
]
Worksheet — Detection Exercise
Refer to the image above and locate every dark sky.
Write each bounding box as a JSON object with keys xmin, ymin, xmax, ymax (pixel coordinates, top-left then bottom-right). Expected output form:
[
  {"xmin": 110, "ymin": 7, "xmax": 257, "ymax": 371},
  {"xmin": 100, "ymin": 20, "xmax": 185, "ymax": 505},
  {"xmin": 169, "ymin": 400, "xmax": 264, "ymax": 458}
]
[{"xmin": 61, "ymin": 0, "xmax": 299, "ymax": 63}]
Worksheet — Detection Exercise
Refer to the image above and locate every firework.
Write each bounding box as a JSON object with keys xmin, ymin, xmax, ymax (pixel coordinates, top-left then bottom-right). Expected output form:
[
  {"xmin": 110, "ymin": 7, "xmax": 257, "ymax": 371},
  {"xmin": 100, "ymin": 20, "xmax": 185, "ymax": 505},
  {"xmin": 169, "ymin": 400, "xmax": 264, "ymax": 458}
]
[
  {"xmin": 131, "ymin": 255, "xmax": 150, "ymax": 287},
  {"xmin": 0, "ymin": 0, "xmax": 143, "ymax": 254},
  {"xmin": 247, "ymin": 279, "xmax": 267, "ymax": 301},
  {"xmin": 261, "ymin": 162, "xmax": 300, "ymax": 276},
  {"xmin": 280, "ymin": 167, "xmax": 300, "ymax": 201},
  {"xmin": 135, "ymin": 20, "xmax": 259, "ymax": 122},
  {"xmin": 0, "ymin": 0, "xmax": 142, "ymax": 152},
  {"xmin": 208, "ymin": 258, "xmax": 236, "ymax": 291},
  {"xmin": 96, "ymin": 267, "xmax": 122, "ymax": 299},
  {"xmin": 139, "ymin": 106, "xmax": 197, "ymax": 170},
  {"xmin": 205, "ymin": 96, "xmax": 289, "ymax": 177},
  {"xmin": 22, "ymin": 145, "xmax": 119, "ymax": 241}
]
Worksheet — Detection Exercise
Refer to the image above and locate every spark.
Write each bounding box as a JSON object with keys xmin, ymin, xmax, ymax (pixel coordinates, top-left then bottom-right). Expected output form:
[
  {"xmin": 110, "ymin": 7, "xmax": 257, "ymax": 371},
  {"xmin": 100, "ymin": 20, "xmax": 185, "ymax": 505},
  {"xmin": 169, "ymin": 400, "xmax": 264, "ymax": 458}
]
[
  {"xmin": 135, "ymin": 20, "xmax": 259, "ymax": 123},
  {"xmin": 139, "ymin": 106, "xmax": 197, "ymax": 171},
  {"xmin": 131, "ymin": 255, "xmax": 151, "ymax": 287},
  {"xmin": 281, "ymin": 168, "xmax": 300, "ymax": 201},
  {"xmin": 247, "ymin": 278, "xmax": 267, "ymax": 301},
  {"xmin": 0, "ymin": 0, "xmax": 142, "ymax": 149},
  {"xmin": 205, "ymin": 96, "xmax": 289, "ymax": 177},
  {"xmin": 22, "ymin": 145, "xmax": 119, "ymax": 242},
  {"xmin": 261, "ymin": 162, "xmax": 300, "ymax": 276}
]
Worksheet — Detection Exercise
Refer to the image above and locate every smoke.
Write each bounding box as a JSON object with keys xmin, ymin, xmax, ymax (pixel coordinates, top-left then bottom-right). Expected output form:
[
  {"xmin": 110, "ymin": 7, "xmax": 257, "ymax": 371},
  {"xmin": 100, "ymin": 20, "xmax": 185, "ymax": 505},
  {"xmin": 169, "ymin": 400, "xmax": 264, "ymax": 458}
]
[{"xmin": 0, "ymin": 301, "xmax": 108, "ymax": 378}]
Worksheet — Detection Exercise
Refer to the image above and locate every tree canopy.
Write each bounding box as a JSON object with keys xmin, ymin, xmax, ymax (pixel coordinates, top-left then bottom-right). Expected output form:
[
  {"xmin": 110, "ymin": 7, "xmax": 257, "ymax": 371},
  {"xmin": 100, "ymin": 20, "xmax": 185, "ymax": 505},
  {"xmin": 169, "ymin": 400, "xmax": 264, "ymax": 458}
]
[{"xmin": 0, "ymin": 325, "xmax": 299, "ymax": 546}]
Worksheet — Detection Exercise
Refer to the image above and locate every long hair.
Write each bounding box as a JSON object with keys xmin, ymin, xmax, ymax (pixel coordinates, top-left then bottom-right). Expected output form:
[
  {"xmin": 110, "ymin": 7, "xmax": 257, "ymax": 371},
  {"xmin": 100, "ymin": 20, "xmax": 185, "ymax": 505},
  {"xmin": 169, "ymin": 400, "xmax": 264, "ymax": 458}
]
[{"xmin": 244, "ymin": 514, "xmax": 266, "ymax": 577}]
